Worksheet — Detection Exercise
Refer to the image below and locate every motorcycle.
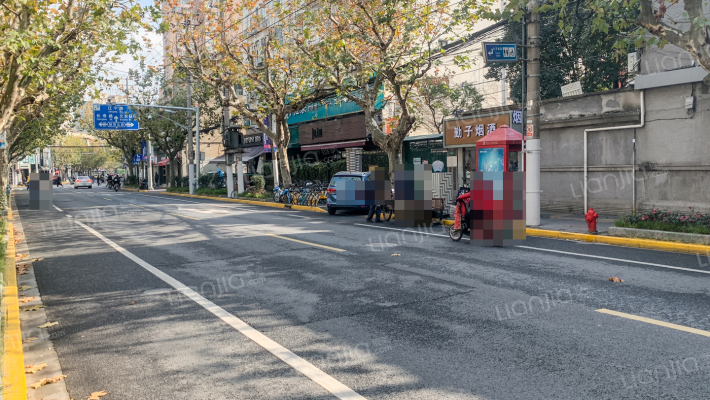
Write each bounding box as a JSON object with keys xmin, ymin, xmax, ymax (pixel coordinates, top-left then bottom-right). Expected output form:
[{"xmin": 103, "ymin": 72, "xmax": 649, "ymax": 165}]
[
  {"xmin": 449, "ymin": 185, "xmax": 471, "ymax": 242},
  {"xmin": 139, "ymin": 179, "xmax": 148, "ymax": 190},
  {"xmin": 113, "ymin": 177, "xmax": 121, "ymax": 192}
]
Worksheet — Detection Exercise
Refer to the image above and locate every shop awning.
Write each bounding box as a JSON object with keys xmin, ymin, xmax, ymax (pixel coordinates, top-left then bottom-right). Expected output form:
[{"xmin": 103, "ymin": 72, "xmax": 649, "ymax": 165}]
[
  {"xmin": 300, "ymin": 139, "xmax": 366, "ymax": 151},
  {"xmin": 208, "ymin": 146, "xmax": 264, "ymax": 165},
  {"xmin": 157, "ymin": 158, "xmax": 169, "ymax": 166}
]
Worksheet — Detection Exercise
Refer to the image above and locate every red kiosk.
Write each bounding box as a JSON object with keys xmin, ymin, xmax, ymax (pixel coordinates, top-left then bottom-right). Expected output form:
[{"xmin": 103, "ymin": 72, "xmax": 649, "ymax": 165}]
[{"xmin": 475, "ymin": 125, "xmax": 523, "ymax": 172}]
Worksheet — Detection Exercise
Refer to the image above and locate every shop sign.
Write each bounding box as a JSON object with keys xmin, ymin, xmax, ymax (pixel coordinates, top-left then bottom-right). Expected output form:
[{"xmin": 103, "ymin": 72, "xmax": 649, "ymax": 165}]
[{"xmin": 444, "ymin": 113, "xmax": 510, "ymax": 148}]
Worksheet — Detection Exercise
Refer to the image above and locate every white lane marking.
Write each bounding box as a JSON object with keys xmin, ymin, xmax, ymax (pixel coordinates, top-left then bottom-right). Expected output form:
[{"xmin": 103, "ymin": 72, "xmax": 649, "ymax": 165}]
[
  {"xmin": 73, "ymin": 220, "xmax": 366, "ymax": 400},
  {"xmin": 354, "ymin": 223, "xmax": 464, "ymax": 239},
  {"xmin": 516, "ymin": 246, "xmax": 710, "ymax": 275},
  {"xmin": 53, "ymin": 205, "xmax": 63, "ymax": 212},
  {"xmin": 356, "ymin": 224, "xmax": 710, "ymax": 275}
]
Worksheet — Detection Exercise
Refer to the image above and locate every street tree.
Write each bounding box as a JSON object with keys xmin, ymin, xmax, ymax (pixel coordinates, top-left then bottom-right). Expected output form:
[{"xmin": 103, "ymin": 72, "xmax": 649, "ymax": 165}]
[
  {"xmin": 295, "ymin": 0, "xmax": 490, "ymax": 181},
  {"xmin": 500, "ymin": 0, "xmax": 710, "ymax": 81},
  {"xmin": 485, "ymin": 5, "xmax": 632, "ymax": 102},
  {"xmin": 163, "ymin": 0, "xmax": 333, "ymax": 186},
  {"xmin": 0, "ymin": 0, "xmax": 146, "ymax": 189},
  {"xmin": 416, "ymin": 76, "xmax": 484, "ymax": 134}
]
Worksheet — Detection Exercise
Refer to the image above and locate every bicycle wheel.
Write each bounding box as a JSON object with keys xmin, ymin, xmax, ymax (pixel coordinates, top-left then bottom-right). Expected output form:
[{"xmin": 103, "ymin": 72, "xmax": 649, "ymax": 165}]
[{"xmin": 384, "ymin": 205, "xmax": 394, "ymax": 221}]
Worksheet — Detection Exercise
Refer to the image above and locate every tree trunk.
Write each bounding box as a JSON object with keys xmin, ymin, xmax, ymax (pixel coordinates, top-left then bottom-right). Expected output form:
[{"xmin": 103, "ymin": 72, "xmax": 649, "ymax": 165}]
[
  {"xmin": 277, "ymin": 144, "xmax": 291, "ymax": 186},
  {"xmin": 167, "ymin": 156, "xmax": 177, "ymax": 188},
  {"xmin": 0, "ymin": 151, "xmax": 9, "ymax": 210},
  {"xmin": 384, "ymin": 144, "xmax": 402, "ymax": 184}
]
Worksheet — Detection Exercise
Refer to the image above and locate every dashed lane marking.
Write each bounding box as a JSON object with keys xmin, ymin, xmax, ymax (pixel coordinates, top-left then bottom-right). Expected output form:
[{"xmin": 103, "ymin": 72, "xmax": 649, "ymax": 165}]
[
  {"xmin": 265, "ymin": 234, "xmax": 346, "ymax": 252},
  {"xmin": 52, "ymin": 205, "xmax": 63, "ymax": 212},
  {"xmin": 357, "ymin": 224, "xmax": 710, "ymax": 275},
  {"xmin": 596, "ymin": 309, "xmax": 710, "ymax": 337},
  {"xmin": 169, "ymin": 213, "xmax": 200, "ymax": 220},
  {"xmin": 73, "ymin": 220, "xmax": 366, "ymax": 400}
]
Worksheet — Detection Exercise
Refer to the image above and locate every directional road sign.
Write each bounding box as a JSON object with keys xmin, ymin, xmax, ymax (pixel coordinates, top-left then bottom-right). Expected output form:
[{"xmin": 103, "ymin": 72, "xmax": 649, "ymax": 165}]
[
  {"xmin": 93, "ymin": 104, "xmax": 140, "ymax": 130},
  {"xmin": 482, "ymin": 42, "xmax": 518, "ymax": 63},
  {"xmin": 132, "ymin": 154, "xmax": 141, "ymax": 165}
]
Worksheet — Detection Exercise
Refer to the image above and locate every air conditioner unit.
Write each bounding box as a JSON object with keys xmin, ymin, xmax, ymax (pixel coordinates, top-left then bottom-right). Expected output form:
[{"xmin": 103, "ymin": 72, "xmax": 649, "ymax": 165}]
[{"xmin": 628, "ymin": 52, "xmax": 640, "ymax": 73}]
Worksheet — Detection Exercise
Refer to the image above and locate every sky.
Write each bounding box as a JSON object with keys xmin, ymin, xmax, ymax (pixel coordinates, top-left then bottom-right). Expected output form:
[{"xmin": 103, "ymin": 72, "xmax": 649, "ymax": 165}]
[{"xmin": 101, "ymin": 0, "xmax": 164, "ymax": 100}]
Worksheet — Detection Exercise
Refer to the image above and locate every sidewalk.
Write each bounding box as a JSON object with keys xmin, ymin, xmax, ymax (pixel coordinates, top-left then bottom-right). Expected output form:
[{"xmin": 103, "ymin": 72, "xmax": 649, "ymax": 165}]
[{"xmin": 534, "ymin": 213, "xmax": 616, "ymax": 234}]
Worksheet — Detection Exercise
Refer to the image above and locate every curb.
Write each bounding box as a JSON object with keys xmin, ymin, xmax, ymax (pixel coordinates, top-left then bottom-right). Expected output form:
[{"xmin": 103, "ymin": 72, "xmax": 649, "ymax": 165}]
[
  {"xmin": 2, "ymin": 221, "xmax": 27, "ymax": 400},
  {"xmin": 121, "ymin": 187, "xmax": 148, "ymax": 192},
  {"xmin": 527, "ymin": 228, "xmax": 710, "ymax": 255},
  {"xmin": 160, "ymin": 192, "xmax": 327, "ymax": 213},
  {"xmin": 441, "ymin": 220, "xmax": 710, "ymax": 255}
]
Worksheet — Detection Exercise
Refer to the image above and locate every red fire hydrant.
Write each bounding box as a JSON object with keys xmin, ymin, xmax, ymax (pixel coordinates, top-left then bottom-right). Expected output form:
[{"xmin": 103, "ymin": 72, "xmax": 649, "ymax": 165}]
[{"xmin": 585, "ymin": 208, "xmax": 599, "ymax": 233}]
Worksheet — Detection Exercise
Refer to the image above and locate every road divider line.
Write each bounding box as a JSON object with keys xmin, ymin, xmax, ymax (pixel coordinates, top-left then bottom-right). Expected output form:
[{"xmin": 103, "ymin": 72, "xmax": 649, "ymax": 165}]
[
  {"xmin": 596, "ymin": 309, "xmax": 710, "ymax": 337},
  {"xmin": 103, "ymin": 198, "xmax": 112, "ymax": 201},
  {"xmin": 517, "ymin": 246, "xmax": 710, "ymax": 275},
  {"xmin": 265, "ymin": 234, "xmax": 346, "ymax": 252},
  {"xmin": 170, "ymin": 213, "xmax": 200, "ymax": 220},
  {"xmin": 356, "ymin": 224, "xmax": 710, "ymax": 275},
  {"xmin": 52, "ymin": 205, "xmax": 63, "ymax": 212},
  {"xmin": 72, "ymin": 220, "xmax": 365, "ymax": 400}
]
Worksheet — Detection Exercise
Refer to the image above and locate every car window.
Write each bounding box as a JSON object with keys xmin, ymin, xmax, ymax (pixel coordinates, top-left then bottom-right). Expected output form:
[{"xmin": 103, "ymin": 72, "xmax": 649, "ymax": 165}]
[
  {"xmin": 329, "ymin": 176, "xmax": 363, "ymax": 186},
  {"xmin": 78, "ymin": 176, "xmax": 89, "ymax": 180}
]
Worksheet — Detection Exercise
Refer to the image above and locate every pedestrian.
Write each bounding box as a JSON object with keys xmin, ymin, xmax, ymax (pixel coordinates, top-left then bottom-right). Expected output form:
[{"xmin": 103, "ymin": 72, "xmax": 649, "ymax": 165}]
[{"xmin": 367, "ymin": 204, "xmax": 383, "ymax": 223}]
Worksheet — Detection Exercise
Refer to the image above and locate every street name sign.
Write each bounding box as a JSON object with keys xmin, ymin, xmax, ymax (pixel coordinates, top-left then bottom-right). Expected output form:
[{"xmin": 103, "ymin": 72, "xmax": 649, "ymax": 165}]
[
  {"xmin": 482, "ymin": 42, "xmax": 518, "ymax": 63},
  {"xmin": 93, "ymin": 104, "xmax": 140, "ymax": 130}
]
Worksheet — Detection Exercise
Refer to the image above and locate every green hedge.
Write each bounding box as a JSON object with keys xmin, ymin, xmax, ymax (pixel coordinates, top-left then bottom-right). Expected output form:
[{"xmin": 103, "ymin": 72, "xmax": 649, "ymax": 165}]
[
  {"xmin": 263, "ymin": 159, "xmax": 347, "ymax": 185},
  {"xmin": 615, "ymin": 208, "xmax": 710, "ymax": 234}
]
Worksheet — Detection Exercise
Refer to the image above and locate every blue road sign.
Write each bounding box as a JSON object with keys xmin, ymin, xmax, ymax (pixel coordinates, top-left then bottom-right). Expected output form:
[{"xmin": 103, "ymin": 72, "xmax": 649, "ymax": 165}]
[
  {"xmin": 482, "ymin": 42, "xmax": 518, "ymax": 63},
  {"xmin": 132, "ymin": 154, "xmax": 141, "ymax": 165},
  {"xmin": 93, "ymin": 104, "xmax": 140, "ymax": 130}
]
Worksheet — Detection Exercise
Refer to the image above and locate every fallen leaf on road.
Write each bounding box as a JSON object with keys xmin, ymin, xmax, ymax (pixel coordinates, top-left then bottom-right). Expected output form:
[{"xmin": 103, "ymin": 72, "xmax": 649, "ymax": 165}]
[
  {"xmin": 25, "ymin": 363, "xmax": 48, "ymax": 374},
  {"xmin": 607, "ymin": 277, "xmax": 625, "ymax": 283},
  {"xmin": 23, "ymin": 337, "xmax": 38, "ymax": 343},
  {"xmin": 130, "ymin": 301, "xmax": 135, "ymax": 305},
  {"xmin": 87, "ymin": 390, "xmax": 109, "ymax": 399},
  {"xmin": 22, "ymin": 305, "xmax": 45, "ymax": 311},
  {"xmin": 19, "ymin": 297, "xmax": 36, "ymax": 303},
  {"xmin": 31, "ymin": 258, "xmax": 43, "ymax": 262},
  {"xmin": 16, "ymin": 265, "xmax": 30, "ymax": 275},
  {"xmin": 15, "ymin": 253, "xmax": 27, "ymax": 260},
  {"xmin": 18, "ymin": 286, "xmax": 31, "ymax": 291},
  {"xmin": 28, "ymin": 375, "xmax": 66, "ymax": 389},
  {"xmin": 14, "ymin": 239, "xmax": 22, "ymax": 244},
  {"xmin": 38, "ymin": 322, "xmax": 59, "ymax": 328},
  {"xmin": 391, "ymin": 254, "xmax": 401, "ymax": 256}
]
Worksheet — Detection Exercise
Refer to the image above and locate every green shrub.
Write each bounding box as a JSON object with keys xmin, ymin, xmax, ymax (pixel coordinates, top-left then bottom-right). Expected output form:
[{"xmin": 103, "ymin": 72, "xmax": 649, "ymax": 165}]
[
  {"xmin": 167, "ymin": 187, "xmax": 189, "ymax": 193},
  {"xmin": 615, "ymin": 208, "xmax": 710, "ymax": 234},
  {"xmin": 195, "ymin": 188, "xmax": 227, "ymax": 196},
  {"xmin": 126, "ymin": 175, "xmax": 139, "ymax": 186},
  {"xmin": 251, "ymin": 174, "xmax": 265, "ymax": 191}
]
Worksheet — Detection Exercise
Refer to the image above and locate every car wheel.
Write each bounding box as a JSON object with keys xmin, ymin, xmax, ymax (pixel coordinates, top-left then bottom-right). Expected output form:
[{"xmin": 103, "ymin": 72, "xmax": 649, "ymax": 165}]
[
  {"xmin": 89, "ymin": 186, "xmax": 92, "ymax": 189},
  {"xmin": 327, "ymin": 207, "xmax": 336, "ymax": 215}
]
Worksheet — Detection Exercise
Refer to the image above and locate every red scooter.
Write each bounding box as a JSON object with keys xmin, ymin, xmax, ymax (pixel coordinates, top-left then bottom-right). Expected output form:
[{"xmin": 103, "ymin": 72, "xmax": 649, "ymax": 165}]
[{"xmin": 449, "ymin": 187, "xmax": 471, "ymax": 241}]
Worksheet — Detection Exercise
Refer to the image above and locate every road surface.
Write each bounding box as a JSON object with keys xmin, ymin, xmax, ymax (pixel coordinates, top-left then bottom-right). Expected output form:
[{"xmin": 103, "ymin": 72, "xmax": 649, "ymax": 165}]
[{"xmin": 13, "ymin": 186, "xmax": 710, "ymax": 400}]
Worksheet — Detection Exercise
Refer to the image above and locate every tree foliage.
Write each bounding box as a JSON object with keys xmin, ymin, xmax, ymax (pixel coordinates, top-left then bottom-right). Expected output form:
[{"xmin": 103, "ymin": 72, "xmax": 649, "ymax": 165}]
[
  {"xmin": 295, "ymin": 0, "xmax": 491, "ymax": 180},
  {"xmin": 485, "ymin": 5, "xmax": 631, "ymax": 103},
  {"xmin": 499, "ymin": 0, "xmax": 710, "ymax": 81},
  {"xmin": 163, "ymin": 0, "xmax": 332, "ymax": 186},
  {"xmin": 416, "ymin": 77, "xmax": 484, "ymax": 134}
]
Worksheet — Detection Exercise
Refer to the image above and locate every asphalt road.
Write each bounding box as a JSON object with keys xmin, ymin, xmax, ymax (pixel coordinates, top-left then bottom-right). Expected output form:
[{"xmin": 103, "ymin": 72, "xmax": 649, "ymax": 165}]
[{"xmin": 14, "ymin": 186, "xmax": 710, "ymax": 400}]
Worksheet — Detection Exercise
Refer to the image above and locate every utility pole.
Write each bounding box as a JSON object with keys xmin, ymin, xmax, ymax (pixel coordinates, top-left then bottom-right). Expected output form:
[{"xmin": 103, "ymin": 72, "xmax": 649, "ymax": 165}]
[
  {"xmin": 186, "ymin": 72, "xmax": 195, "ymax": 194},
  {"xmin": 500, "ymin": 0, "xmax": 507, "ymax": 106},
  {"xmin": 147, "ymin": 140, "xmax": 154, "ymax": 190},
  {"xmin": 271, "ymin": 115, "xmax": 279, "ymax": 187},
  {"xmin": 526, "ymin": 0, "xmax": 541, "ymax": 226},
  {"xmin": 223, "ymin": 87, "xmax": 234, "ymax": 197}
]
